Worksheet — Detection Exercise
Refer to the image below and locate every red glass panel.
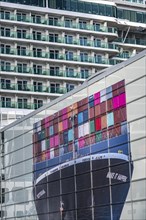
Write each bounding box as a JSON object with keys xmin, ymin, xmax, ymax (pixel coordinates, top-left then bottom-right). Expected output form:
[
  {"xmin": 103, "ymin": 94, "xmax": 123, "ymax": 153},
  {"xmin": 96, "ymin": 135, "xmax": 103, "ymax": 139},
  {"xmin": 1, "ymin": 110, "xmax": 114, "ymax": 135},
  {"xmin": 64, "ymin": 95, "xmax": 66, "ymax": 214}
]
[{"xmin": 95, "ymin": 117, "xmax": 101, "ymax": 131}]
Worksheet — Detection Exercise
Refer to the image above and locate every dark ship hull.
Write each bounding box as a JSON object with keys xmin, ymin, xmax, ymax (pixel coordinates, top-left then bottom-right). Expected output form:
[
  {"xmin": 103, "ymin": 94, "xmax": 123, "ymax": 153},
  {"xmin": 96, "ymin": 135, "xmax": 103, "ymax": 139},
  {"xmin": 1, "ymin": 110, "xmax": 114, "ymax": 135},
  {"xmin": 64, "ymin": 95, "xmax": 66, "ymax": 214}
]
[{"xmin": 34, "ymin": 153, "xmax": 133, "ymax": 220}]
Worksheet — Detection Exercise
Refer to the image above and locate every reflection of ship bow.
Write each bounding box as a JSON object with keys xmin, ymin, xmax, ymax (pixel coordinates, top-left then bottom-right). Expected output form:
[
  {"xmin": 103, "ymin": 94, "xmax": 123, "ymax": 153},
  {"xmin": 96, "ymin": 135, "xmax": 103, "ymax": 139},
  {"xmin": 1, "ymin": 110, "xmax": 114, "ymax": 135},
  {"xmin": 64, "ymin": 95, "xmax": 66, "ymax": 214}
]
[{"xmin": 34, "ymin": 153, "xmax": 133, "ymax": 220}]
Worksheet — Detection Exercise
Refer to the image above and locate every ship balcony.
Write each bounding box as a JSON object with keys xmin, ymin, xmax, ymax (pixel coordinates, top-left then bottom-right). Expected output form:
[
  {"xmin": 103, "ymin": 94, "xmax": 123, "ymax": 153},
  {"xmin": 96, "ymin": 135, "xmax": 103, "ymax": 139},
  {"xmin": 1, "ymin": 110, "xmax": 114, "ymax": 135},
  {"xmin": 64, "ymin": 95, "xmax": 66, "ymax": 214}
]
[
  {"xmin": 112, "ymin": 53, "xmax": 132, "ymax": 61},
  {"xmin": 0, "ymin": 14, "xmax": 118, "ymax": 38},
  {"xmin": 0, "ymin": 33, "xmax": 119, "ymax": 54},
  {"xmin": 0, "ymin": 66, "xmax": 86, "ymax": 81},
  {"xmin": 114, "ymin": 38, "xmax": 146, "ymax": 49},
  {"xmin": 121, "ymin": 0, "xmax": 145, "ymax": 4},
  {"xmin": 0, "ymin": 82, "xmax": 67, "ymax": 96},
  {"xmin": 0, "ymin": 101, "xmax": 43, "ymax": 110},
  {"xmin": 108, "ymin": 59, "xmax": 123, "ymax": 65},
  {"xmin": 0, "ymin": 50, "xmax": 112, "ymax": 68}
]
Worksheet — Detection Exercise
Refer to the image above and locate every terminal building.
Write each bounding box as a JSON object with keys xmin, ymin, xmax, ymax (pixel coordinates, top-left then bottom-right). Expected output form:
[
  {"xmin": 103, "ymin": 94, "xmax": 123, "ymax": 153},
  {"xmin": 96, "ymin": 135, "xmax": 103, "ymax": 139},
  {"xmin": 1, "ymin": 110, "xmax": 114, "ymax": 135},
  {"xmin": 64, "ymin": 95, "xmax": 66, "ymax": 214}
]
[
  {"xmin": 0, "ymin": 0, "xmax": 146, "ymax": 127},
  {"xmin": 0, "ymin": 50, "xmax": 146, "ymax": 219}
]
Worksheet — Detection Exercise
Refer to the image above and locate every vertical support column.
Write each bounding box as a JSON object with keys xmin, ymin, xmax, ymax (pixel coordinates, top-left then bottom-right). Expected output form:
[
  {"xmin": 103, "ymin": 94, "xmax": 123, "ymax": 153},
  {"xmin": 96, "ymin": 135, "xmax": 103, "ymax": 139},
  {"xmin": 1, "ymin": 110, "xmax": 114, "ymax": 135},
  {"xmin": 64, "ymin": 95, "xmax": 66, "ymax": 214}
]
[
  {"xmin": 12, "ymin": 60, "xmax": 17, "ymax": 72},
  {"xmin": 46, "ymin": 0, "xmax": 48, "ymax": 8},
  {"xmin": 46, "ymin": 61, "xmax": 50, "ymax": 76},
  {"xmin": 62, "ymin": 64, "xmax": 66, "ymax": 77},
  {"xmin": 132, "ymin": 49, "xmax": 136, "ymax": 57},
  {"xmin": 14, "ymin": 75, "xmax": 17, "ymax": 92},
  {"xmin": 30, "ymin": 77, "xmax": 33, "ymax": 92},
  {"xmin": 30, "ymin": 61, "xmax": 33, "ymax": 74}
]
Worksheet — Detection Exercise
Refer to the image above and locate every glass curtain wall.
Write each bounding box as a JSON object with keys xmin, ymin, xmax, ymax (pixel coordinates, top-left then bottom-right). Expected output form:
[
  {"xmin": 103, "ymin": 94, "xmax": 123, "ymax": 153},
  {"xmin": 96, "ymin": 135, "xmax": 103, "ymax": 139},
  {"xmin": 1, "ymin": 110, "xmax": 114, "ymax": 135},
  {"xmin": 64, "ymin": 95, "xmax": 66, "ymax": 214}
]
[{"xmin": 0, "ymin": 54, "xmax": 146, "ymax": 219}]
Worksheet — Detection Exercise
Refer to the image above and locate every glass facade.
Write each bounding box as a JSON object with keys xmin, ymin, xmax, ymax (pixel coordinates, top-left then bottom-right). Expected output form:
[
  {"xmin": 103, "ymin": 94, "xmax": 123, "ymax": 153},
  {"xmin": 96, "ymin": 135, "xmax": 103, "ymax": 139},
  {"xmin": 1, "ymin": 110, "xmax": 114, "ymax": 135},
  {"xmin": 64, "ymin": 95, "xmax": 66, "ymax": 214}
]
[
  {"xmin": 0, "ymin": 0, "xmax": 46, "ymax": 7},
  {"xmin": 0, "ymin": 52, "xmax": 146, "ymax": 219},
  {"xmin": 0, "ymin": 0, "xmax": 146, "ymax": 23}
]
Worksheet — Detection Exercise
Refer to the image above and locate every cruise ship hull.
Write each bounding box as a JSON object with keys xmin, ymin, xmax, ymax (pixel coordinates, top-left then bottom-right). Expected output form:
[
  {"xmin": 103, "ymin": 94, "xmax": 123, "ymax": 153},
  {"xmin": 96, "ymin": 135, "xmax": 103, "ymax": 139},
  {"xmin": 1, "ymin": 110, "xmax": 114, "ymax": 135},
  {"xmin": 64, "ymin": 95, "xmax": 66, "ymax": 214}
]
[{"xmin": 33, "ymin": 153, "xmax": 133, "ymax": 220}]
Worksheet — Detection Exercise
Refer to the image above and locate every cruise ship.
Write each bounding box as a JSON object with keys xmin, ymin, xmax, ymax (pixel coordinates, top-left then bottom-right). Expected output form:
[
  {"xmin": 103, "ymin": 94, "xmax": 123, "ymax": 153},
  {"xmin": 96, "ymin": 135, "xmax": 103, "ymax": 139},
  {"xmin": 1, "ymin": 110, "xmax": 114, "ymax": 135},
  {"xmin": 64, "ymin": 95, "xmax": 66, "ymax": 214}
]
[{"xmin": 33, "ymin": 79, "xmax": 133, "ymax": 220}]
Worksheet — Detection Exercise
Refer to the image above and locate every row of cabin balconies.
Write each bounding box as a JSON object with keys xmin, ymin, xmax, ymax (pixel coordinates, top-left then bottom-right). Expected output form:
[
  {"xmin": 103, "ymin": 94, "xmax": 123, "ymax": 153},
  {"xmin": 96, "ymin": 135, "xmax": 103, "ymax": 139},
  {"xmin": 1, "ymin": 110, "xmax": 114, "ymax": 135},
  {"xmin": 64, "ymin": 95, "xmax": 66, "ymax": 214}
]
[
  {"xmin": 1, "ymin": 29, "xmax": 146, "ymax": 48},
  {"xmin": 121, "ymin": 0, "xmax": 145, "ymax": 5},
  {"xmin": 0, "ymin": 100, "xmax": 43, "ymax": 110},
  {"xmin": 0, "ymin": 65, "xmax": 88, "ymax": 80},
  {"xmin": 115, "ymin": 38, "xmax": 146, "ymax": 47},
  {"xmin": 0, "ymin": 82, "xmax": 69, "ymax": 95},
  {"xmin": 0, "ymin": 48, "xmax": 115, "ymax": 67},
  {"xmin": 0, "ymin": 31, "xmax": 118, "ymax": 51},
  {"xmin": 0, "ymin": 12, "xmax": 118, "ymax": 35}
]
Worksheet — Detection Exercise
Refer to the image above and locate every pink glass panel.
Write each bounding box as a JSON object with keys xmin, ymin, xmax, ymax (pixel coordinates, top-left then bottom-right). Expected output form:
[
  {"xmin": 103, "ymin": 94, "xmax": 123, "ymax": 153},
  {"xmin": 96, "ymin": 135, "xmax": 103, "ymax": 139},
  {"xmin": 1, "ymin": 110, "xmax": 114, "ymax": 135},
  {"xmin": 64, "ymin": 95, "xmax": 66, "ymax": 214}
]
[
  {"xmin": 44, "ymin": 117, "xmax": 49, "ymax": 128},
  {"xmin": 54, "ymin": 135, "xmax": 59, "ymax": 146},
  {"xmin": 50, "ymin": 136, "xmax": 54, "ymax": 148},
  {"xmin": 119, "ymin": 93, "xmax": 126, "ymax": 107},
  {"xmin": 113, "ymin": 96, "xmax": 119, "ymax": 109},
  {"xmin": 79, "ymin": 137, "xmax": 85, "ymax": 148},
  {"xmin": 94, "ymin": 92, "xmax": 100, "ymax": 105},
  {"xmin": 46, "ymin": 150, "xmax": 50, "ymax": 159},
  {"xmin": 62, "ymin": 108, "xmax": 67, "ymax": 120},
  {"xmin": 63, "ymin": 119, "xmax": 68, "ymax": 130}
]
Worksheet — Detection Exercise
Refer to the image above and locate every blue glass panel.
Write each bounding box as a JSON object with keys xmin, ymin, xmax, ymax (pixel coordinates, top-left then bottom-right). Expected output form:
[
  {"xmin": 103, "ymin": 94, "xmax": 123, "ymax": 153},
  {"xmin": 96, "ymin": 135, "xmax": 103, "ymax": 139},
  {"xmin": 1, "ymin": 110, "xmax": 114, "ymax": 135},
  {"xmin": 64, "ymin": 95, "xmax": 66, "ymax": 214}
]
[
  {"xmin": 78, "ymin": 112, "xmax": 83, "ymax": 124},
  {"xmin": 38, "ymin": 131, "xmax": 42, "ymax": 141},
  {"xmin": 49, "ymin": 125, "xmax": 54, "ymax": 136},
  {"xmin": 63, "ymin": 131, "xmax": 68, "ymax": 144},
  {"xmin": 107, "ymin": 112, "xmax": 114, "ymax": 127},
  {"xmin": 79, "ymin": 147, "xmax": 90, "ymax": 155},
  {"xmin": 106, "ymin": 86, "xmax": 112, "ymax": 100},
  {"xmin": 60, "ymin": 152, "xmax": 73, "ymax": 163},
  {"xmin": 121, "ymin": 122, "xmax": 128, "ymax": 135},
  {"xmin": 91, "ymin": 140, "xmax": 108, "ymax": 154},
  {"xmin": 83, "ymin": 109, "xmax": 88, "ymax": 122},
  {"xmin": 109, "ymin": 143, "xmax": 129, "ymax": 156},
  {"xmin": 68, "ymin": 129, "xmax": 73, "ymax": 141},
  {"xmin": 109, "ymin": 134, "xmax": 128, "ymax": 148},
  {"xmin": 88, "ymin": 95, "xmax": 94, "ymax": 107}
]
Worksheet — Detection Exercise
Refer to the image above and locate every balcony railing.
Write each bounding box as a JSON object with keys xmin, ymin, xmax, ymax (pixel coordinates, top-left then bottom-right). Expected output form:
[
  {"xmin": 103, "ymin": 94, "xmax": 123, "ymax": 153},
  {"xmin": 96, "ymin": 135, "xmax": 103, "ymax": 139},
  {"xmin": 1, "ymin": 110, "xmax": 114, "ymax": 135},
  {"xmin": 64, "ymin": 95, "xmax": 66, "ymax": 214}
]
[
  {"xmin": 116, "ymin": 53, "xmax": 131, "ymax": 59},
  {"xmin": 0, "ymin": 31, "xmax": 118, "ymax": 51},
  {"xmin": 0, "ymin": 13, "xmax": 117, "ymax": 34},
  {"xmin": 108, "ymin": 59, "xmax": 123, "ymax": 65},
  {"xmin": 0, "ymin": 101, "xmax": 43, "ymax": 109},
  {"xmin": 0, "ymin": 48, "xmax": 112, "ymax": 65},
  {"xmin": 0, "ymin": 83, "xmax": 67, "ymax": 94},
  {"xmin": 122, "ymin": 0, "xmax": 145, "ymax": 5},
  {"xmin": 0, "ymin": 65, "xmax": 89, "ymax": 79},
  {"xmin": 115, "ymin": 38, "xmax": 146, "ymax": 46}
]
